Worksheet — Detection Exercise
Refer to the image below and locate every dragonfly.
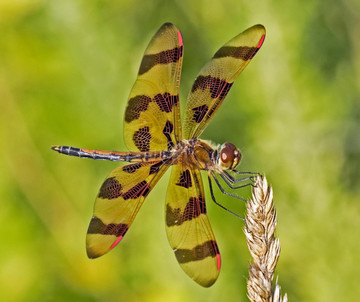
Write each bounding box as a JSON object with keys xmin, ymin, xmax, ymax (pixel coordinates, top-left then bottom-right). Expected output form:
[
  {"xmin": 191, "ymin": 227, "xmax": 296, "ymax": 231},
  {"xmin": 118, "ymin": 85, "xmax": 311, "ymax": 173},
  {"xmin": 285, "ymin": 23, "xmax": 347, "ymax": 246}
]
[{"xmin": 52, "ymin": 23, "xmax": 265, "ymax": 287}]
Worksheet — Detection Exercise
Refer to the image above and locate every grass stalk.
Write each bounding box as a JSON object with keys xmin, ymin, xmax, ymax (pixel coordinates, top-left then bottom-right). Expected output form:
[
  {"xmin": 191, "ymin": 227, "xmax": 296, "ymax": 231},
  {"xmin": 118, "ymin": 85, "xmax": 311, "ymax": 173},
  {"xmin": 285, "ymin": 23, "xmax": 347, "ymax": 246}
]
[{"xmin": 245, "ymin": 175, "xmax": 287, "ymax": 302}]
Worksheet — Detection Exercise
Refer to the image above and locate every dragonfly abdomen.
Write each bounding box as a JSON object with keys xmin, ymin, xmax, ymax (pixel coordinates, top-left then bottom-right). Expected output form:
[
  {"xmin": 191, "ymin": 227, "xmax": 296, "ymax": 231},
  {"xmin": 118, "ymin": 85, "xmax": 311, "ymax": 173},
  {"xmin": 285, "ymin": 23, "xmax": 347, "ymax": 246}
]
[{"xmin": 51, "ymin": 146, "xmax": 169, "ymax": 162}]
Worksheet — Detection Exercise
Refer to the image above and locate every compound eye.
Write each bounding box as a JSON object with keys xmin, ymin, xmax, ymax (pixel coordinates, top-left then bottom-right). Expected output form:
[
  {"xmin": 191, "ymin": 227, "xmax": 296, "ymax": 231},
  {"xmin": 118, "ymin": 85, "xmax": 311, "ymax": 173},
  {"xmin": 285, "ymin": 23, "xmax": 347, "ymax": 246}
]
[
  {"xmin": 220, "ymin": 145, "xmax": 235, "ymax": 164},
  {"xmin": 219, "ymin": 142, "xmax": 241, "ymax": 169}
]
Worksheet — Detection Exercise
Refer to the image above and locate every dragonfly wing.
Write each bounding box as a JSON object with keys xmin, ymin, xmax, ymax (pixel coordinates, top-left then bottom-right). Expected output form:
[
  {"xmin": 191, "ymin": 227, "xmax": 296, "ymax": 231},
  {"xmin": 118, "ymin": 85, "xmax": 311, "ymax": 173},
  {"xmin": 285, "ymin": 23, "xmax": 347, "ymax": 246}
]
[
  {"xmin": 124, "ymin": 23, "xmax": 183, "ymax": 152},
  {"xmin": 165, "ymin": 163, "xmax": 220, "ymax": 287},
  {"xmin": 87, "ymin": 160, "xmax": 169, "ymax": 258},
  {"xmin": 183, "ymin": 24, "xmax": 265, "ymax": 139}
]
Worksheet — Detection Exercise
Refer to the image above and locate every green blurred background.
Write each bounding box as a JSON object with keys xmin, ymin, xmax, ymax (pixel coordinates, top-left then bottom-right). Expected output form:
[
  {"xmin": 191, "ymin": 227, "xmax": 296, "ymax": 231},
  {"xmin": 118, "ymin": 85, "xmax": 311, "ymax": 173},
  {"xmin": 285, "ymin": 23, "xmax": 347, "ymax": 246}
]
[{"xmin": 1, "ymin": 0, "xmax": 359, "ymax": 301}]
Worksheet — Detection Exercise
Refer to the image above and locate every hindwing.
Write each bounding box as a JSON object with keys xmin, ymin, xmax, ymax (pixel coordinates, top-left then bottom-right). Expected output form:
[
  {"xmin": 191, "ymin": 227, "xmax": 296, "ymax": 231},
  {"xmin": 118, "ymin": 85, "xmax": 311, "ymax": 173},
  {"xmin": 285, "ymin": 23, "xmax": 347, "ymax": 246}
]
[
  {"xmin": 86, "ymin": 160, "xmax": 169, "ymax": 258},
  {"xmin": 165, "ymin": 162, "xmax": 220, "ymax": 287}
]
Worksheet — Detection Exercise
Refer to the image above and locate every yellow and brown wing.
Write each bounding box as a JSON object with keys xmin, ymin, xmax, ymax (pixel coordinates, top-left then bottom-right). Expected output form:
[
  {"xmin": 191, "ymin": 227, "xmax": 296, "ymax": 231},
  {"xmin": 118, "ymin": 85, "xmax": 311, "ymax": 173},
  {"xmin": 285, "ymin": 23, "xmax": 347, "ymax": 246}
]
[
  {"xmin": 86, "ymin": 160, "xmax": 169, "ymax": 258},
  {"xmin": 183, "ymin": 24, "xmax": 266, "ymax": 139},
  {"xmin": 124, "ymin": 23, "xmax": 183, "ymax": 152},
  {"xmin": 165, "ymin": 163, "xmax": 220, "ymax": 287}
]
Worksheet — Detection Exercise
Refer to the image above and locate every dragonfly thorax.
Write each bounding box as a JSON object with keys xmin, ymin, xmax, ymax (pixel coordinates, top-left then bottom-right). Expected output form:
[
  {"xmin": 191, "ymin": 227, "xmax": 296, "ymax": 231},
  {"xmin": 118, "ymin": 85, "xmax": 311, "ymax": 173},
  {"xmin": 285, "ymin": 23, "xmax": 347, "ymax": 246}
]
[{"xmin": 178, "ymin": 139, "xmax": 241, "ymax": 172}]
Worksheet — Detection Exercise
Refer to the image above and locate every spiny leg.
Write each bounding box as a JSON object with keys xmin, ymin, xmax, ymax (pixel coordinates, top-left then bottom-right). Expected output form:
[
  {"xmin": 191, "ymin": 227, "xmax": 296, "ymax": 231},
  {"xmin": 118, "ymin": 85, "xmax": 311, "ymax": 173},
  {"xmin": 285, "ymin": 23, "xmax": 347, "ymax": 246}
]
[
  {"xmin": 208, "ymin": 176, "xmax": 244, "ymax": 221},
  {"xmin": 211, "ymin": 172, "xmax": 250, "ymax": 202},
  {"xmin": 222, "ymin": 170, "xmax": 258, "ymax": 184},
  {"xmin": 231, "ymin": 170, "xmax": 259, "ymax": 175},
  {"xmin": 220, "ymin": 172, "xmax": 255, "ymax": 189}
]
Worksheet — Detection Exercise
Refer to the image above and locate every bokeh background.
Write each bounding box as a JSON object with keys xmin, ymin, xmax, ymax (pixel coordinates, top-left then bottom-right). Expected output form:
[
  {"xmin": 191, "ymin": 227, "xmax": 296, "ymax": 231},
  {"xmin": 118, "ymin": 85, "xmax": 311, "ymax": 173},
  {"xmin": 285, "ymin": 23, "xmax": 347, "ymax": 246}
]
[{"xmin": 1, "ymin": 0, "xmax": 359, "ymax": 301}]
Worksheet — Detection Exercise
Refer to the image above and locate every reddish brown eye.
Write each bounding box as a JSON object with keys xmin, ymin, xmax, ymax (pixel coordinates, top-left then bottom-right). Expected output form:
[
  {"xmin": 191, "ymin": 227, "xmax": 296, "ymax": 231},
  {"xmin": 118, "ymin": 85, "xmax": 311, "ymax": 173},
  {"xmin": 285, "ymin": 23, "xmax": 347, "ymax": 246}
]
[
  {"xmin": 218, "ymin": 142, "xmax": 242, "ymax": 170},
  {"xmin": 220, "ymin": 146, "xmax": 235, "ymax": 163}
]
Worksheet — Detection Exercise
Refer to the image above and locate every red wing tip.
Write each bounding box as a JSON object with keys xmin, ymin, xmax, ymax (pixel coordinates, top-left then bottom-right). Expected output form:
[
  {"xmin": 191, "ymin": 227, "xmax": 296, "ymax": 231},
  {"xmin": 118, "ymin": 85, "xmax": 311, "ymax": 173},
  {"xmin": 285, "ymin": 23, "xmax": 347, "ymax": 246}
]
[
  {"xmin": 257, "ymin": 34, "xmax": 265, "ymax": 48},
  {"xmin": 110, "ymin": 236, "xmax": 123, "ymax": 249},
  {"xmin": 216, "ymin": 254, "xmax": 221, "ymax": 270},
  {"xmin": 177, "ymin": 30, "xmax": 183, "ymax": 46}
]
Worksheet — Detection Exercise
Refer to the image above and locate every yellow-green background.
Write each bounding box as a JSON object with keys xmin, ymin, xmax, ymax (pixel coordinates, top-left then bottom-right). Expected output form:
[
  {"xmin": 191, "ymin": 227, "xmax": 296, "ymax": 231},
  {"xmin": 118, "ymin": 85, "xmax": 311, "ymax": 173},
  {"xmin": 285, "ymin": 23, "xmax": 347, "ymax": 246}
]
[{"xmin": 1, "ymin": 0, "xmax": 359, "ymax": 301}]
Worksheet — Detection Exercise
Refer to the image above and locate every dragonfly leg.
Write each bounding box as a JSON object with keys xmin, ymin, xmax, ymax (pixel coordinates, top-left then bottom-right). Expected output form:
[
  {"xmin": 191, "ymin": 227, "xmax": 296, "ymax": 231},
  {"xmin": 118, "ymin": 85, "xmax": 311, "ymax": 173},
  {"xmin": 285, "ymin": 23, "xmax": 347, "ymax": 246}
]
[
  {"xmin": 220, "ymin": 171, "xmax": 255, "ymax": 189},
  {"xmin": 221, "ymin": 170, "xmax": 258, "ymax": 184},
  {"xmin": 208, "ymin": 176, "xmax": 244, "ymax": 220},
  {"xmin": 211, "ymin": 172, "xmax": 249, "ymax": 202},
  {"xmin": 230, "ymin": 170, "xmax": 259, "ymax": 175}
]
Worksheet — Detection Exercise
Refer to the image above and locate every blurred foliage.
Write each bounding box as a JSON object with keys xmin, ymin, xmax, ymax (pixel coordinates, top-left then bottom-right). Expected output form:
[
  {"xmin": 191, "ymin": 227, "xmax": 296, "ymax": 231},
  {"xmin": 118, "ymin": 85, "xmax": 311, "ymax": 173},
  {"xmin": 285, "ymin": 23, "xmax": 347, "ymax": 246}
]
[{"xmin": 1, "ymin": 0, "xmax": 360, "ymax": 301}]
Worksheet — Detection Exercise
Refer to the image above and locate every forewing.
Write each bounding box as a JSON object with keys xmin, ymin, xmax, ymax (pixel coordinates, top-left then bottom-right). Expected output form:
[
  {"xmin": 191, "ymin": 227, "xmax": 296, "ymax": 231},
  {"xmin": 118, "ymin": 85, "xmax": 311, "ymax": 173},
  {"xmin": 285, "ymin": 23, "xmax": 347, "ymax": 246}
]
[
  {"xmin": 183, "ymin": 24, "xmax": 265, "ymax": 139},
  {"xmin": 165, "ymin": 163, "xmax": 220, "ymax": 287},
  {"xmin": 124, "ymin": 23, "xmax": 183, "ymax": 152},
  {"xmin": 86, "ymin": 160, "xmax": 169, "ymax": 258}
]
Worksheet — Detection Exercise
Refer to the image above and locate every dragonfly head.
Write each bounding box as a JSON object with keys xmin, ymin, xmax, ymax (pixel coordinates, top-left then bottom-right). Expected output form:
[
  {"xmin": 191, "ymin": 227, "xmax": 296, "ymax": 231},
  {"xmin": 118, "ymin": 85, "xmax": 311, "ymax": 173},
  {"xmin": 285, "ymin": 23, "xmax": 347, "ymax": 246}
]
[{"xmin": 217, "ymin": 142, "xmax": 242, "ymax": 170}]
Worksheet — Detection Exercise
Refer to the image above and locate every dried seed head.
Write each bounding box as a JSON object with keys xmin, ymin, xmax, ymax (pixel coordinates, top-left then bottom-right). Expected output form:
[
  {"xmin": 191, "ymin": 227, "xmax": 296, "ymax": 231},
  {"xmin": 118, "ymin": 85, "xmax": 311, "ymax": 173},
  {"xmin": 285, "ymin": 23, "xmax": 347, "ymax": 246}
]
[{"xmin": 245, "ymin": 175, "xmax": 287, "ymax": 302}]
